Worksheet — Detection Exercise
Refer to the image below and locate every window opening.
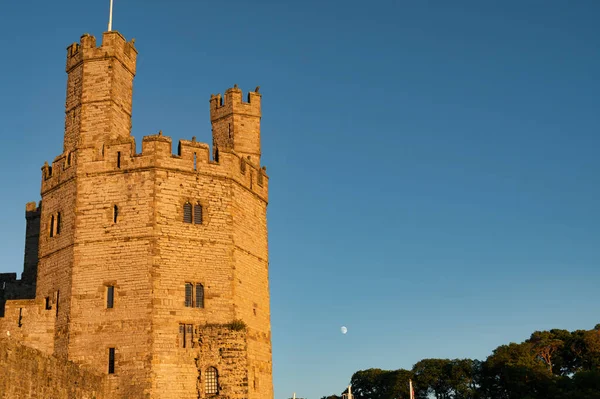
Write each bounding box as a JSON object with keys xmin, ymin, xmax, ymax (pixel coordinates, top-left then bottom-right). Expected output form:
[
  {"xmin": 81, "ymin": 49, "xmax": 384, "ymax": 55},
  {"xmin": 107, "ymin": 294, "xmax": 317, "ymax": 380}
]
[
  {"xmin": 108, "ymin": 348, "xmax": 115, "ymax": 374},
  {"xmin": 55, "ymin": 290, "xmax": 60, "ymax": 318},
  {"xmin": 117, "ymin": 152, "xmax": 121, "ymax": 169},
  {"xmin": 18, "ymin": 308, "xmax": 23, "ymax": 327},
  {"xmin": 193, "ymin": 152, "xmax": 197, "ymax": 171},
  {"xmin": 183, "ymin": 203, "xmax": 192, "ymax": 224},
  {"xmin": 186, "ymin": 324, "xmax": 193, "ymax": 348},
  {"xmin": 195, "ymin": 284, "xmax": 204, "ymax": 308},
  {"xmin": 185, "ymin": 283, "xmax": 193, "ymax": 307},
  {"xmin": 107, "ymin": 286, "xmax": 115, "ymax": 309},
  {"xmin": 56, "ymin": 212, "xmax": 61, "ymax": 235},
  {"xmin": 49, "ymin": 215, "xmax": 55, "ymax": 237},
  {"xmin": 45, "ymin": 297, "xmax": 51, "ymax": 310},
  {"xmin": 113, "ymin": 205, "xmax": 119, "ymax": 224},
  {"xmin": 205, "ymin": 367, "xmax": 219, "ymax": 395},
  {"xmin": 179, "ymin": 324, "xmax": 185, "ymax": 348},
  {"xmin": 193, "ymin": 204, "xmax": 203, "ymax": 225}
]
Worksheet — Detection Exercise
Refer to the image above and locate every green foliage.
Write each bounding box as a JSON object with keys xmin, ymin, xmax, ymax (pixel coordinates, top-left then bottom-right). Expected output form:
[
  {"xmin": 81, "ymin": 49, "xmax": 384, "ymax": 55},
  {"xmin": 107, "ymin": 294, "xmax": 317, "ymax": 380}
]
[
  {"xmin": 228, "ymin": 319, "xmax": 246, "ymax": 331},
  {"xmin": 350, "ymin": 368, "xmax": 413, "ymax": 399},
  {"xmin": 324, "ymin": 323, "xmax": 600, "ymax": 399}
]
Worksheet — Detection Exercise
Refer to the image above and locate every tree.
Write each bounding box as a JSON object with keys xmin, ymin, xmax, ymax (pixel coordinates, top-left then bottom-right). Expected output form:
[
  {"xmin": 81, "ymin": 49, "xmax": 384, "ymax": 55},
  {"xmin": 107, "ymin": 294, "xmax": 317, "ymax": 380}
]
[
  {"xmin": 349, "ymin": 368, "xmax": 414, "ymax": 399},
  {"xmin": 478, "ymin": 342, "xmax": 553, "ymax": 399},
  {"xmin": 321, "ymin": 323, "xmax": 600, "ymax": 399},
  {"xmin": 447, "ymin": 359, "xmax": 478, "ymax": 399},
  {"xmin": 412, "ymin": 358, "xmax": 453, "ymax": 399},
  {"xmin": 527, "ymin": 330, "xmax": 566, "ymax": 373}
]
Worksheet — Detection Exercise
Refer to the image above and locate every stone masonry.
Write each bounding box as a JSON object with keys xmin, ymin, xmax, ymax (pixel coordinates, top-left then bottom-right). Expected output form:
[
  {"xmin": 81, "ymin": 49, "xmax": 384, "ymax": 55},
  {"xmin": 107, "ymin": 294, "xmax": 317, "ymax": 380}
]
[{"xmin": 0, "ymin": 29, "xmax": 272, "ymax": 399}]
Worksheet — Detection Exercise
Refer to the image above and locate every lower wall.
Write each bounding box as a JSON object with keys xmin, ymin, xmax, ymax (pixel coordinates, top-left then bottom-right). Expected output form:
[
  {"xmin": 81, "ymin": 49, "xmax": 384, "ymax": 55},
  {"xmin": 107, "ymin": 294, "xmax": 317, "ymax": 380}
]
[
  {"xmin": 0, "ymin": 299, "xmax": 55, "ymax": 355},
  {"xmin": 0, "ymin": 338, "xmax": 108, "ymax": 399}
]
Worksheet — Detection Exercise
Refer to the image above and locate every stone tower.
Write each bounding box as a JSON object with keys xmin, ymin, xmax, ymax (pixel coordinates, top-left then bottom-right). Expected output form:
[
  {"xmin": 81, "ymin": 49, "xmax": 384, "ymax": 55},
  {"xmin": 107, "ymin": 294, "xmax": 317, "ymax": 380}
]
[{"xmin": 0, "ymin": 30, "xmax": 272, "ymax": 399}]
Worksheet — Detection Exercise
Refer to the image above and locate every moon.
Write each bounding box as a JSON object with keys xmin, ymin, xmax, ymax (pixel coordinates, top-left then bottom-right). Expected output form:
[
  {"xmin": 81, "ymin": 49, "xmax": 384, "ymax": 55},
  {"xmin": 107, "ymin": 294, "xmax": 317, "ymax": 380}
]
[{"xmin": 341, "ymin": 326, "xmax": 348, "ymax": 334}]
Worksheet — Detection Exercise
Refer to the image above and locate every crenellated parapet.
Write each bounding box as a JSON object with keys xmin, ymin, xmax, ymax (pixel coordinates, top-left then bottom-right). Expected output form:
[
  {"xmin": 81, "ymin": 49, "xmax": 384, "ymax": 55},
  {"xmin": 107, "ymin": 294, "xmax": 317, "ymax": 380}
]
[
  {"xmin": 137, "ymin": 132, "xmax": 269, "ymax": 202},
  {"xmin": 41, "ymin": 131, "xmax": 268, "ymax": 202},
  {"xmin": 209, "ymin": 85, "xmax": 261, "ymax": 121},
  {"xmin": 66, "ymin": 31, "xmax": 137, "ymax": 75},
  {"xmin": 40, "ymin": 151, "xmax": 78, "ymax": 194}
]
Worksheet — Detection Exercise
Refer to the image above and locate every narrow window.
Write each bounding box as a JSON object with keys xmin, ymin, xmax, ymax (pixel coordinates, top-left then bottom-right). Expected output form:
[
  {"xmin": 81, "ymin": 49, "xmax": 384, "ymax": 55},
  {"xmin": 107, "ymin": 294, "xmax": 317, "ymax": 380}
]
[
  {"xmin": 45, "ymin": 297, "xmax": 51, "ymax": 310},
  {"xmin": 193, "ymin": 204, "xmax": 203, "ymax": 225},
  {"xmin": 205, "ymin": 367, "xmax": 219, "ymax": 395},
  {"xmin": 113, "ymin": 205, "xmax": 119, "ymax": 224},
  {"xmin": 183, "ymin": 203, "xmax": 192, "ymax": 224},
  {"xmin": 179, "ymin": 324, "xmax": 186, "ymax": 348},
  {"xmin": 18, "ymin": 308, "xmax": 23, "ymax": 327},
  {"xmin": 107, "ymin": 286, "xmax": 115, "ymax": 309},
  {"xmin": 117, "ymin": 152, "xmax": 121, "ymax": 169},
  {"xmin": 186, "ymin": 324, "xmax": 193, "ymax": 348},
  {"xmin": 193, "ymin": 152, "xmax": 197, "ymax": 171},
  {"xmin": 195, "ymin": 284, "xmax": 204, "ymax": 308},
  {"xmin": 56, "ymin": 212, "xmax": 61, "ymax": 235},
  {"xmin": 108, "ymin": 348, "xmax": 115, "ymax": 374},
  {"xmin": 55, "ymin": 290, "xmax": 60, "ymax": 318},
  {"xmin": 228, "ymin": 123, "xmax": 232, "ymax": 139},
  {"xmin": 185, "ymin": 283, "xmax": 193, "ymax": 307},
  {"xmin": 49, "ymin": 215, "xmax": 55, "ymax": 237}
]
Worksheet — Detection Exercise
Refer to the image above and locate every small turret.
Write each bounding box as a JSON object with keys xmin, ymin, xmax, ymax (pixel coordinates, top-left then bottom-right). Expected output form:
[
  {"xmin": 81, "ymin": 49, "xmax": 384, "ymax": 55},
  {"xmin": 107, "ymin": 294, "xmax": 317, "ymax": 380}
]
[
  {"xmin": 209, "ymin": 85, "xmax": 262, "ymax": 165},
  {"xmin": 63, "ymin": 31, "xmax": 138, "ymax": 154}
]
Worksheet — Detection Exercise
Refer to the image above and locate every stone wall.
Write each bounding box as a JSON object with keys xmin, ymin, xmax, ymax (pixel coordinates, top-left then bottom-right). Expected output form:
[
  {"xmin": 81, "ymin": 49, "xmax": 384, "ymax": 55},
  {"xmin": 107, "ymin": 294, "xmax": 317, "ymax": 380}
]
[{"xmin": 0, "ymin": 338, "xmax": 107, "ymax": 399}]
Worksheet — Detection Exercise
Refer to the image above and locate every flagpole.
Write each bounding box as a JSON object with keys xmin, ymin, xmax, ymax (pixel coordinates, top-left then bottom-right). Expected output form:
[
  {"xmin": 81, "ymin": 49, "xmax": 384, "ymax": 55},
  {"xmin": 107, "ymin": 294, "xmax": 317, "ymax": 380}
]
[{"xmin": 108, "ymin": 0, "xmax": 114, "ymax": 31}]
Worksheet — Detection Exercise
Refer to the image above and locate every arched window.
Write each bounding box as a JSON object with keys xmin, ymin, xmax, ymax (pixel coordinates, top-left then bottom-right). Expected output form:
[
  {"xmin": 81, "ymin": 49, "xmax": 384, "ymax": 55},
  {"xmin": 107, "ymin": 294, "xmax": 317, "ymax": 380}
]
[
  {"xmin": 183, "ymin": 202, "xmax": 192, "ymax": 223},
  {"xmin": 195, "ymin": 284, "xmax": 204, "ymax": 308},
  {"xmin": 205, "ymin": 367, "xmax": 218, "ymax": 395},
  {"xmin": 193, "ymin": 204, "xmax": 203, "ymax": 225}
]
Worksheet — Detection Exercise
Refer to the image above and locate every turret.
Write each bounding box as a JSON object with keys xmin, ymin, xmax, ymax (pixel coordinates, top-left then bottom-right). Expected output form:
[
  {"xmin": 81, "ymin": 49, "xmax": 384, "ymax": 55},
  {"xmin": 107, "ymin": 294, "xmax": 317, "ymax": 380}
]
[
  {"xmin": 63, "ymin": 31, "xmax": 137, "ymax": 154},
  {"xmin": 210, "ymin": 85, "xmax": 262, "ymax": 166}
]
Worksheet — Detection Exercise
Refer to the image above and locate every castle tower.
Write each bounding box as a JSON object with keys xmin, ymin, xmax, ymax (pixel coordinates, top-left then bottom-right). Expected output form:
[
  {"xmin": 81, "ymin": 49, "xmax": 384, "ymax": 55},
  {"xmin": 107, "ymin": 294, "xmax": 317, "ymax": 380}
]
[
  {"xmin": 0, "ymin": 29, "xmax": 273, "ymax": 399},
  {"xmin": 64, "ymin": 32, "xmax": 137, "ymax": 153},
  {"xmin": 210, "ymin": 85, "xmax": 262, "ymax": 166}
]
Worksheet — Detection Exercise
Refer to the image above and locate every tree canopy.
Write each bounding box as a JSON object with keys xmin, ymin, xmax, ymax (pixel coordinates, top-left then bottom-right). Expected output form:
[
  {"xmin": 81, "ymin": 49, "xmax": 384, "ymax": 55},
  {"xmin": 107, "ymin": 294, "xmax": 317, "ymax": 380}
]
[{"xmin": 321, "ymin": 323, "xmax": 600, "ymax": 399}]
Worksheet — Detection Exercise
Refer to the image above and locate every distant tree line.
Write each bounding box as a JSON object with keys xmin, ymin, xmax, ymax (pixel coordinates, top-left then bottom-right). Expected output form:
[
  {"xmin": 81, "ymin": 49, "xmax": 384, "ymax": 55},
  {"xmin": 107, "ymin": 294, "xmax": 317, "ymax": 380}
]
[{"xmin": 321, "ymin": 324, "xmax": 600, "ymax": 399}]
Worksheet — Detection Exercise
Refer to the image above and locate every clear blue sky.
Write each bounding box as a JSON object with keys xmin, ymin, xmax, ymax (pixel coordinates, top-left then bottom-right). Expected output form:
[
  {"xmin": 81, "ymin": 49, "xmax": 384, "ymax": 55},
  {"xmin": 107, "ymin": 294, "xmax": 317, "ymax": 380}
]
[{"xmin": 1, "ymin": 1, "xmax": 599, "ymax": 398}]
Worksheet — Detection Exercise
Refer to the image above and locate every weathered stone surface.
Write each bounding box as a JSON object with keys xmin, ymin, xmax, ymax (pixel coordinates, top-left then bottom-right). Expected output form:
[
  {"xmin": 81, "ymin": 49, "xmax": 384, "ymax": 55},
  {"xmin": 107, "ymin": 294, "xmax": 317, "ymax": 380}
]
[{"xmin": 0, "ymin": 337, "xmax": 108, "ymax": 399}]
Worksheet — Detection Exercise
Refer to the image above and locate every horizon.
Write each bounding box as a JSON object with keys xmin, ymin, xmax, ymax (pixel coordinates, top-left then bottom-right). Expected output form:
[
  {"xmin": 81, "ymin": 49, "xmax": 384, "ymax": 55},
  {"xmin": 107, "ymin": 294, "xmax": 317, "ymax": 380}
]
[{"xmin": 1, "ymin": 1, "xmax": 599, "ymax": 398}]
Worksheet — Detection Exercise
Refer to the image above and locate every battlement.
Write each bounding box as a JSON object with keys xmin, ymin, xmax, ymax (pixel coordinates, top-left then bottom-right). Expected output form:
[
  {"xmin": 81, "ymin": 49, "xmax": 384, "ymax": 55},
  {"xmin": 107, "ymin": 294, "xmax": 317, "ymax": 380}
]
[
  {"xmin": 66, "ymin": 31, "xmax": 137, "ymax": 75},
  {"xmin": 210, "ymin": 85, "xmax": 261, "ymax": 122},
  {"xmin": 41, "ymin": 132, "xmax": 268, "ymax": 202},
  {"xmin": 40, "ymin": 151, "xmax": 77, "ymax": 194}
]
